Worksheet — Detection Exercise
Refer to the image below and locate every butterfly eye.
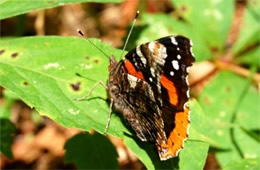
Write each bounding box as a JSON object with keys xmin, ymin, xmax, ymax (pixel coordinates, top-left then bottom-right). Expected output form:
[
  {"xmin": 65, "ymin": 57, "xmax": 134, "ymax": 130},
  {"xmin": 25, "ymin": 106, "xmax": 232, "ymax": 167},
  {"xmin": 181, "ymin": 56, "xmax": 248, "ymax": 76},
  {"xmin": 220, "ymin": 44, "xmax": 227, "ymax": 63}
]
[{"xmin": 111, "ymin": 85, "xmax": 120, "ymax": 94}]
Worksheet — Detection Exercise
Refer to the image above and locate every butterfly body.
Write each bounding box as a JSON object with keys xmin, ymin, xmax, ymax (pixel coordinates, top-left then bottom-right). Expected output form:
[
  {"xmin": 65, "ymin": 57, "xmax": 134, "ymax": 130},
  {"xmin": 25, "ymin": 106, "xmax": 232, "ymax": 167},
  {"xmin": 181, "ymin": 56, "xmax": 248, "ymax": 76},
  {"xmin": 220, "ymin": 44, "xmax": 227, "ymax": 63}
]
[{"xmin": 107, "ymin": 35, "xmax": 195, "ymax": 160}]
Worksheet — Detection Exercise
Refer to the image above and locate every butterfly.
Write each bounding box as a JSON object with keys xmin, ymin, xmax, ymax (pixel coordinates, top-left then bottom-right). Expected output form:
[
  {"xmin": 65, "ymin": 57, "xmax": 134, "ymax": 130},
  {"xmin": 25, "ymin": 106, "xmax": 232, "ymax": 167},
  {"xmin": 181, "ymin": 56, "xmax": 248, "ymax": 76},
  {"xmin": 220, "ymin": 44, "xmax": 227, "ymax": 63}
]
[{"xmin": 106, "ymin": 35, "xmax": 195, "ymax": 160}]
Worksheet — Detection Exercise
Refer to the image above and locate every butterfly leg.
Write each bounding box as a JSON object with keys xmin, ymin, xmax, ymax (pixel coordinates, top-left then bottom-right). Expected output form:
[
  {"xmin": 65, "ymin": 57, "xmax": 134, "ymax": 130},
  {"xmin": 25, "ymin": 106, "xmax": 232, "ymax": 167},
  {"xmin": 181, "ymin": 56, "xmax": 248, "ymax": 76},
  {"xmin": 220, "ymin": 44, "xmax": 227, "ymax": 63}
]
[
  {"xmin": 104, "ymin": 99, "xmax": 113, "ymax": 135},
  {"xmin": 74, "ymin": 80, "xmax": 107, "ymax": 101}
]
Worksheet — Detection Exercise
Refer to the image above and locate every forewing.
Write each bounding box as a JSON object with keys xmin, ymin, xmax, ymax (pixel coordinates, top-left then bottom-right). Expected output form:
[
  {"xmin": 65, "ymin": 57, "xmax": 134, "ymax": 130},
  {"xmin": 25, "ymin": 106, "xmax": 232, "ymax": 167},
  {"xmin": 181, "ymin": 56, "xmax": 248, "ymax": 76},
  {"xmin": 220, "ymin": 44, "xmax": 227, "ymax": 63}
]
[{"xmin": 123, "ymin": 36, "xmax": 195, "ymax": 160}]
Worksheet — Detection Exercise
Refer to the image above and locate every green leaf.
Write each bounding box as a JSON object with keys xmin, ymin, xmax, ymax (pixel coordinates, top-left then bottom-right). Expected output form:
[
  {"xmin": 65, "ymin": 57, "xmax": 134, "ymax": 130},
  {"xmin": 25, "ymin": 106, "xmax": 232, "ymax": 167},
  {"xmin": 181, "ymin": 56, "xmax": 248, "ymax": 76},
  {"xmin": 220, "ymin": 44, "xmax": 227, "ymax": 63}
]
[
  {"xmin": 179, "ymin": 140, "xmax": 209, "ymax": 170},
  {"xmin": 235, "ymin": 47, "xmax": 260, "ymax": 66},
  {"xmin": 189, "ymin": 100, "xmax": 219, "ymax": 147},
  {"xmin": 231, "ymin": 1, "xmax": 260, "ymax": 55},
  {"xmin": 124, "ymin": 134, "xmax": 175, "ymax": 170},
  {"xmin": 0, "ymin": 0, "xmax": 122, "ymax": 20},
  {"xmin": 223, "ymin": 157, "xmax": 260, "ymax": 170},
  {"xmin": 64, "ymin": 132, "xmax": 118, "ymax": 169},
  {"xmin": 0, "ymin": 118, "xmax": 16, "ymax": 159},
  {"xmin": 0, "ymin": 36, "xmax": 128, "ymax": 138},
  {"xmin": 199, "ymin": 71, "xmax": 250, "ymax": 148},
  {"xmin": 236, "ymin": 84, "xmax": 260, "ymax": 130},
  {"xmin": 198, "ymin": 71, "xmax": 260, "ymax": 167},
  {"xmin": 171, "ymin": 0, "xmax": 234, "ymax": 51},
  {"xmin": 138, "ymin": 13, "xmax": 213, "ymax": 62}
]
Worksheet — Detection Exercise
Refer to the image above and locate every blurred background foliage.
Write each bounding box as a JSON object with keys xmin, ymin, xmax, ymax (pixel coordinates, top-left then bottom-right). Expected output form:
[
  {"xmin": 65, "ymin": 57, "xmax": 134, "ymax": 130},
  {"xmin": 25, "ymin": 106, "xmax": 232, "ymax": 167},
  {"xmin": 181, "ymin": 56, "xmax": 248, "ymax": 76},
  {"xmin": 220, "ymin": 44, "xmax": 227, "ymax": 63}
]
[{"xmin": 0, "ymin": 0, "xmax": 259, "ymax": 169}]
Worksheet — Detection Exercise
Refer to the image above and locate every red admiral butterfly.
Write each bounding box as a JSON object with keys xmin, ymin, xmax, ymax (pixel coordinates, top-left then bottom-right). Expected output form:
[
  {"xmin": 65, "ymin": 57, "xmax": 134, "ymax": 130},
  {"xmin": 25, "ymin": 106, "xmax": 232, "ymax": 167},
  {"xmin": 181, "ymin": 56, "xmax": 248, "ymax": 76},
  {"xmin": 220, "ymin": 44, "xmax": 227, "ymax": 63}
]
[
  {"xmin": 77, "ymin": 23, "xmax": 195, "ymax": 160},
  {"xmin": 107, "ymin": 35, "xmax": 195, "ymax": 160}
]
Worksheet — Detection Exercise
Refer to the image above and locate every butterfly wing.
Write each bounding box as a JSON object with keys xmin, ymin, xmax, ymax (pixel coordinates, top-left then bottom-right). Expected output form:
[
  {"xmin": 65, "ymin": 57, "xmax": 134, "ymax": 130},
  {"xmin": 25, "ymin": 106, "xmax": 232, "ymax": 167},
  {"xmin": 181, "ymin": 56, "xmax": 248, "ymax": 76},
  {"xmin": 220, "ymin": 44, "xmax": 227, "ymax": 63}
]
[
  {"xmin": 109, "ymin": 70, "xmax": 168, "ymax": 147},
  {"xmin": 123, "ymin": 36, "xmax": 195, "ymax": 160}
]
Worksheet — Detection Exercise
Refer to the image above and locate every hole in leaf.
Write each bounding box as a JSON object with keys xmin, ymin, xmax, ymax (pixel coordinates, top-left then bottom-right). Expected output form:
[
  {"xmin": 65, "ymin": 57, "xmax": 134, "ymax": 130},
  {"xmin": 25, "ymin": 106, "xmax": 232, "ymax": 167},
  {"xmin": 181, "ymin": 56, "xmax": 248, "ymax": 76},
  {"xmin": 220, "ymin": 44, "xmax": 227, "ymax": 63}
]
[
  {"xmin": 70, "ymin": 82, "xmax": 81, "ymax": 91},
  {"xmin": 11, "ymin": 52, "xmax": 19, "ymax": 58},
  {"xmin": 0, "ymin": 49, "xmax": 5, "ymax": 55}
]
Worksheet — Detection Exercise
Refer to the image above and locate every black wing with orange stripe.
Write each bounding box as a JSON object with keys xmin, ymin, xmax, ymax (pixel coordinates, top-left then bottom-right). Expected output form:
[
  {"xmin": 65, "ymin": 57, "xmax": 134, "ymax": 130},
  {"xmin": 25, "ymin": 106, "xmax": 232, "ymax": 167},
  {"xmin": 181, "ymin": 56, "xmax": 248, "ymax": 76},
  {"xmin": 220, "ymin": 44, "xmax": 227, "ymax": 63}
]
[{"xmin": 123, "ymin": 36, "xmax": 195, "ymax": 160}]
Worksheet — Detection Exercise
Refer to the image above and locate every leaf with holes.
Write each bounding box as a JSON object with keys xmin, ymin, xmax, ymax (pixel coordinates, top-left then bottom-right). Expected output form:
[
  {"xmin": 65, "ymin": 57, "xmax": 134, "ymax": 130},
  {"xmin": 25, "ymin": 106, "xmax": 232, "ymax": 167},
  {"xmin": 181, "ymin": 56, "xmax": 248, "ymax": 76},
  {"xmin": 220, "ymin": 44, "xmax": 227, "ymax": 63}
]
[
  {"xmin": 0, "ymin": 36, "xmax": 128, "ymax": 138},
  {"xmin": 0, "ymin": 36, "xmax": 211, "ymax": 169}
]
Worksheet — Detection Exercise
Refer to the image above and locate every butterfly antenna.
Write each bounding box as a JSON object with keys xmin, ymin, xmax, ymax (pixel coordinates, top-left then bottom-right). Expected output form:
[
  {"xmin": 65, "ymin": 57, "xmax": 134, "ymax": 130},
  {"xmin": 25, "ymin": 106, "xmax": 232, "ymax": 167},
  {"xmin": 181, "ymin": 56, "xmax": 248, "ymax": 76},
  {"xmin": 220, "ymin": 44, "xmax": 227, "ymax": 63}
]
[
  {"xmin": 77, "ymin": 29, "xmax": 110, "ymax": 59},
  {"xmin": 120, "ymin": 11, "xmax": 140, "ymax": 59}
]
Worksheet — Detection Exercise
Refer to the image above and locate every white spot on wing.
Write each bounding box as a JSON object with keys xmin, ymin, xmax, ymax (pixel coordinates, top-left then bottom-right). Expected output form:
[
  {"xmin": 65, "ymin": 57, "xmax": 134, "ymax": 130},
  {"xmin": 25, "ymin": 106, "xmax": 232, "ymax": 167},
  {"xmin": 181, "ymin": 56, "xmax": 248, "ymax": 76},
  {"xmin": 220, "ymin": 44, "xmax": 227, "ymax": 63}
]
[
  {"xmin": 127, "ymin": 74, "xmax": 138, "ymax": 88},
  {"xmin": 148, "ymin": 42, "xmax": 156, "ymax": 52},
  {"xmin": 186, "ymin": 89, "xmax": 190, "ymax": 98},
  {"xmin": 177, "ymin": 54, "xmax": 181, "ymax": 60},
  {"xmin": 149, "ymin": 77, "xmax": 153, "ymax": 82},
  {"xmin": 170, "ymin": 71, "xmax": 174, "ymax": 76},
  {"xmin": 177, "ymin": 47, "xmax": 180, "ymax": 51},
  {"xmin": 171, "ymin": 37, "xmax": 178, "ymax": 45},
  {"xmin": 150, "ymin": 42, "xmax": 167, "ymax": 66},
  {"xmin": 185, "ymin": 76, "xmax": 189, "ymax": 85},
  {"xmin": 172, "ymin": 60, "xmax": 179, "ymax": 70},
  {"xmin": 186, "ymin": 67, "xmax": 190, "ymax": 73},
  {"xmin": 190, "ymin": 40, "xmax": 193, "ymax": 46},
  {"xmin": 136, "ymin": 45, "xmax": 147, "ymax": 66},
  {"xmin": 150, "ymin": 67, "xmax": 155, "ymax": 77}
]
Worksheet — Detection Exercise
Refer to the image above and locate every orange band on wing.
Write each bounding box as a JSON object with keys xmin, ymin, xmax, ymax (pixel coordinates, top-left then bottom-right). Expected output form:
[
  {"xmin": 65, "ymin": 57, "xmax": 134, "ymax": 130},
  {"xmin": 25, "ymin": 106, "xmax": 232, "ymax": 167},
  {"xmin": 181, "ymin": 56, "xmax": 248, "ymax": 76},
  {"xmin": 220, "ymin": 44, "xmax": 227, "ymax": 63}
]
[
  {"xmin": 160, "ymin": 74, "xmax": 178, "ymax": 106},
  {"xmin": 124, "ymin": 60, "xmax": 145, "ymax": 80},
  {"xmin": 158, "ymin": 106, "xmax": 190, "ymax": 160}
]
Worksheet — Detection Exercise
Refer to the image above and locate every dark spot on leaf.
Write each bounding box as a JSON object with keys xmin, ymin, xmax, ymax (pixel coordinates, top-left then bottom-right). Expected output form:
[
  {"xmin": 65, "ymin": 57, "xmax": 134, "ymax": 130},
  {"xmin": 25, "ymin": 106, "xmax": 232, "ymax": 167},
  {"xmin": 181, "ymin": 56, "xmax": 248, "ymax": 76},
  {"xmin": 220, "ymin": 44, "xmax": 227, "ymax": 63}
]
[
  {"xmin": 11, "ymin": 52, "xmax": 19, "ymax": 58},
  {"xmin": 252, "ymin": 0, "xmax": 257, "ymax": 5},
  {"xmin": 0, "ymin": 49, "xmax": 5, "ymax": 55},
  {"xmin": 48, "ymin": 0, "xmax": 55, "ymax": 4},
  {"xmin": 85, "ymin": 56, "xmax": 90, "ymax": 60},
  {"xmin": 211, "ymin": 46, "xmax": 218, "ymax": 53},
  {"xmin": 225, "ymin": 86, "xmax": 231, "ymax": 92},
  {"xmin": 23, "ymin": 81, "xmax": 28, "ymax": 86},
  {"xmin": 70, "ymin": 82, "xmax": 81, "ymax": 91},
  {"xmin": 203, "ymin": 96, "xmax": 211, "ymax": 105},
  {"xmin": 93, "ymin": 59, "xmax": 99, "ymax": 64},
  {"xmin": 180, "ymin": 5, "xmax": 187, "ymax": 12}
]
